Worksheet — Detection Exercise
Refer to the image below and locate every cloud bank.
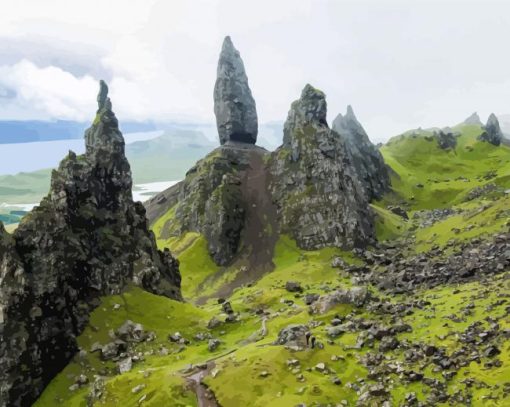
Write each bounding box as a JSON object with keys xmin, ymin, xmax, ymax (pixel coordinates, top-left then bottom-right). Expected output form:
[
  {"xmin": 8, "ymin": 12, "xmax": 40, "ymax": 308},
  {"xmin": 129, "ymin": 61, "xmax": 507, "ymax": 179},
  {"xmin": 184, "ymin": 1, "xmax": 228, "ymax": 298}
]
[{"xmin": 1, "ymin": 0, "xmax": 510, "ymax": 141}]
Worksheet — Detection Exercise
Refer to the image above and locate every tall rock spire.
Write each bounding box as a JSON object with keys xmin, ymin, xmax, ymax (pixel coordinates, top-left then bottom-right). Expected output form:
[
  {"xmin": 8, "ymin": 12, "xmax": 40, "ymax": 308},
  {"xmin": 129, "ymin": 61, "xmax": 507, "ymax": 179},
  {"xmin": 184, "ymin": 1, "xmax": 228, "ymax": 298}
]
[
  {"xmin": 332, "ymin": 106, "xmax": 391, "ymax": 200},
  {"xmin": 0, "ymin": 81, "xmax": 182, "ymax": 407},
  {"xmin": 214, "ymin": 36, "xmax": 258, "ymax": 145}
]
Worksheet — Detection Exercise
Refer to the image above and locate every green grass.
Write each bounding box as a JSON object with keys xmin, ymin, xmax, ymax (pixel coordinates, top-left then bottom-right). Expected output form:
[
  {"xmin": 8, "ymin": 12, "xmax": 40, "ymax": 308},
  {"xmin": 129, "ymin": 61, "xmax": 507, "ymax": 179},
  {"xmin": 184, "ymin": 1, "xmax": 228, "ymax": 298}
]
[
  {"xmin": 381, "ymin": 124, "xmax": 510, "ymax": 210},
  {"xmin": 34, "ymin": 124, "xmax": 510, "ymax": 406}
]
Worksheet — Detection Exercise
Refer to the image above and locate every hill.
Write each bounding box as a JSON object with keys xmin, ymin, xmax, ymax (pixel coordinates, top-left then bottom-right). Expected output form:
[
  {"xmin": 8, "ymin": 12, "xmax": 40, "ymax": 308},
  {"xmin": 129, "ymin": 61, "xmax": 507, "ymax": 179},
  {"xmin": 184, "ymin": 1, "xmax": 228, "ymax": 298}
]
[{"xmin": 29, "ymin": 38, "xmax": 510, "ymax": 407}]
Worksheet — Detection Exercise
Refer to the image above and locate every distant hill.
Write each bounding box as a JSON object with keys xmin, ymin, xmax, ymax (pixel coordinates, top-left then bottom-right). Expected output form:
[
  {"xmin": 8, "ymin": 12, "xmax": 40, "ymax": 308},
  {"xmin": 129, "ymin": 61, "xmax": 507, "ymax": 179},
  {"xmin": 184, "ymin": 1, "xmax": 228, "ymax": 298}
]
[{"xmin": 0, "ymin": 128, "xmax": 216, "ymax": 208}]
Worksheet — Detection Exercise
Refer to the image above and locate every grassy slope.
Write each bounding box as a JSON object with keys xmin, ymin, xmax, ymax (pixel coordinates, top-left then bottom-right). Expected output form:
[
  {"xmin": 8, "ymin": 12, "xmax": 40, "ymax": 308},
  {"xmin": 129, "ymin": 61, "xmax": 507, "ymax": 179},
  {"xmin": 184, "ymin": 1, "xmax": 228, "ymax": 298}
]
[{"xmin": 35, "ymin": 124, "xmax": 510, "ymax": 406}]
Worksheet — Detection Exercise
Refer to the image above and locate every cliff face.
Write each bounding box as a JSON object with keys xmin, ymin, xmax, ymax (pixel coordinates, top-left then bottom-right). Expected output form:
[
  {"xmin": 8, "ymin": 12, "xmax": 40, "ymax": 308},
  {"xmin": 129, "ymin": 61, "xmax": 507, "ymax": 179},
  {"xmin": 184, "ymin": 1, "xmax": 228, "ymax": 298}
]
[
  {"xmin": 269, "ymin": 85, "xmax": 375, "ymax": 250},
  {"xmin": 332, "ymin": 106, "xmax": 390, "ymax": 200},
  {"xmin": 148, "ymin": 40, "xmax": 383, "ymax": 268},
  {"xmin": 0, "ymin": 82, "xmax": 181, "ymax": 407}
]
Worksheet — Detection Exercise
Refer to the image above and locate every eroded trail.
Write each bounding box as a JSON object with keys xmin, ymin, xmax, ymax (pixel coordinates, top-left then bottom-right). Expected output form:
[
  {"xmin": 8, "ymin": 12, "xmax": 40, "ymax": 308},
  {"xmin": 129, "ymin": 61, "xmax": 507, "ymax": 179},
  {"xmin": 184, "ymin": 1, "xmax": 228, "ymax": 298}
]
[
  {"xmin": 208, "ymin": 149, "xmax": 279, "ymax": 300},
  {"xmin": 185, "ymin": 362, "xmax": 220, "ymax": 407}
]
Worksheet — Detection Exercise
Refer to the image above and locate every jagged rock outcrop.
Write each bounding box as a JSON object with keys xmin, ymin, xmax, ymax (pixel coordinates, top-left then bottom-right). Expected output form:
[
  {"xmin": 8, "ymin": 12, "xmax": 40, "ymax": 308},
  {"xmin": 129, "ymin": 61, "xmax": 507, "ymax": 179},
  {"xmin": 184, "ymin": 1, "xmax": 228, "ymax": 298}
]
[
  {"xmin": 214, "ymin": 36, "xmax": 258, "ymax": 145},
  {"xmin": 464, "ymin": 112, "xmax": 483, "ymax": 126},
  {"xmin": 478, "ymin": 113, "xmax": 503, "ymax": 146},
  {"xmin": 332, "ymin": 106, "xmax": 390, "ymax": 200},
  {"xmin": 0, "ymin": 81, "xmax": 181, "ymax": 407},
  {"xmin": 269, "ymin": 84, "xmax": 375, "ymax": 250},
  {"xmin": 435, "ymin": 128, "xmax": 457, "ymax": 150}
]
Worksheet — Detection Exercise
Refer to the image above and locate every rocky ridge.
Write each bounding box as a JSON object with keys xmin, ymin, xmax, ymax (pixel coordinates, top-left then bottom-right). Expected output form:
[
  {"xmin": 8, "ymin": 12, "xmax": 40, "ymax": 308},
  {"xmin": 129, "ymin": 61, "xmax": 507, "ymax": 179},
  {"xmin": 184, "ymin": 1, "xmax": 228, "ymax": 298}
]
[
  {"xmin": 148, "ymin": 40, "xmax": 385, "ymax": 269},
  {"xmin": 0, "ymin": 82, "xmax": 181, "ymax": 407},
  {"xmin": 269, "ymin": 85, "xmax": 375, "ymax": 250},
  {"xmin": 332, "ymin": 105, "xmax": 390, "ymax": 200},
  {"xmin": 479, "ymin": 113, "xmax": 504, "ymax": 146}
]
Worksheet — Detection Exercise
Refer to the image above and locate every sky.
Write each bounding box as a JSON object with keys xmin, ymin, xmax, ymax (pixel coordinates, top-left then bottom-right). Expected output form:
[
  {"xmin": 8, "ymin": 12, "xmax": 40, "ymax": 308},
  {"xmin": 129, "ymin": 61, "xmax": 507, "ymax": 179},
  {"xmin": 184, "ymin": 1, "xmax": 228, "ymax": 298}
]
[{"xmin": 1, "ymin": 0, "xmax": 510, "ymax": 142}]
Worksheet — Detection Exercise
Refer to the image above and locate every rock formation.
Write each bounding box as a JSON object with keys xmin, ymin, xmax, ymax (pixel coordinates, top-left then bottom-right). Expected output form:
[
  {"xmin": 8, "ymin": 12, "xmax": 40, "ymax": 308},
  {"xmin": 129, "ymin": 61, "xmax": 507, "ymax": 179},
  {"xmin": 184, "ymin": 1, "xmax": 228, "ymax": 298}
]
[
  {"xmin": 463, "ymin": 112, "xmax": 483, "ymax": 126},
  {"xmin": 0, "ymin": 81, "xmax": 181, "ymax": 407},
  {"xmin": 435, "ymin": 128, "xmax": 457, "ymax": 150},
  {"xmin": 332, "ymin": 106, "xmax": 390, "ymax": 200},
  {"xmin": 269, "ymin": 85, "xmax": 375, "ymax": 249},
  {"xmin": 478, "ymin": 113, "xmax": 503, "ymax": 146},
  {"xmin": 148, "ymin": 45, "xmax": 378, "ymax": 269},
  {"xmin": 214, "ymin": 36, "xmax": 258, "ymax": 145}
]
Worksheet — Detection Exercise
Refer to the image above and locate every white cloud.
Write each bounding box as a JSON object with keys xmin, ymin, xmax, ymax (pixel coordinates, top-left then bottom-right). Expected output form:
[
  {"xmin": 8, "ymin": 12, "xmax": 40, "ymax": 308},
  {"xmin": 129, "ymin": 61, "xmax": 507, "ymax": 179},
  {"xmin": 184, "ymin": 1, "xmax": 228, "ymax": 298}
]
[
  {"xmin": 0, "ymin": 0, "xmax": 510, "ymax": 140},
  {"xmin": 0, "ymin": 60, "xmax": 97, "ymax": 120}
]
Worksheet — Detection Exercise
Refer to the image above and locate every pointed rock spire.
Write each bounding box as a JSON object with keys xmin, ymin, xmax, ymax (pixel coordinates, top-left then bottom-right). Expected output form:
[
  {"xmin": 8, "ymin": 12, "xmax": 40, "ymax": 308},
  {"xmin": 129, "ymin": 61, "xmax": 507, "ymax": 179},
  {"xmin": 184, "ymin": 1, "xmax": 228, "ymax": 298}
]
[
  {"xmin": 283, "ymin": 84, "xmax": 328, "ymax": 147},
  {"xmin": 478, "ymin": 113, "xmax": 503, "ymax": 146},
  {"xmin": 332, "ymin": 106, "xmax": 390, "ymax": 200},
  {"xmin": 214, "ymin": 36, "xmax": 258, "ymax": 145},
  {"xmin": 463, "ymin": 112, "xmax": 482, "ymax": 126},
  {"xmin": 0, "ymin": 81, "xmax": 182, "ymax": 406}
]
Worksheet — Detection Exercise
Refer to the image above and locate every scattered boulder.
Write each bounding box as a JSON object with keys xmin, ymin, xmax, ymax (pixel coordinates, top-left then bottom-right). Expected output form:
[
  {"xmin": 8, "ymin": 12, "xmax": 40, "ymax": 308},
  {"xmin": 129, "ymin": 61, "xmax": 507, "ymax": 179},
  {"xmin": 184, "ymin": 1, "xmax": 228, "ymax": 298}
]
[
  {"xmin": 208, "ymin": 338, "xmax": 221, "ymax": 352},
  {"xmin": 285, "ymin": 281, "xmax": 303, "ymax": 293},
  {"xmin": 117, "ymin": 357, "xmax": 133, "ymax": 374},
  {"xmin": 310, "ymin": 287, "xmax": 370, "ymax": 313},
  {"xmin": 274, "ymin": 324, "xmax": 308, "ymax": 349}
]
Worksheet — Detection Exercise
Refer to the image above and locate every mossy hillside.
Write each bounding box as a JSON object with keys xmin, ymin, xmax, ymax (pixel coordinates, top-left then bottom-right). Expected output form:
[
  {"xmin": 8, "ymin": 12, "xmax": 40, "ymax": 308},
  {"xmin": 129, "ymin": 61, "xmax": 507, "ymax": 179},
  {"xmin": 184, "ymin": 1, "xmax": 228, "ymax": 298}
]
[
  {"xmin": 35, "ymin": 231, "xmax": 510, "ymax": 406},
  {"xmin": 415, "ymin": 195, "xmax": 510, "ymax": 252},
  {"xmin": 371, "ymin": 204, "xmax": 410, "ymax": 242},
  {"xmin": 380, "ymin": 124, "xmax": 510, "ymax": 210}
]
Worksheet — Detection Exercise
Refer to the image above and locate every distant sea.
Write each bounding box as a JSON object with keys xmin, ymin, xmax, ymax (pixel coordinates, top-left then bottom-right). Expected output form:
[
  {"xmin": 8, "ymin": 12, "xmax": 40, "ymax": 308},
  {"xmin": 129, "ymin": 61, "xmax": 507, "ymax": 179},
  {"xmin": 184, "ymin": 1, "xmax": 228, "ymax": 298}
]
[{"xmin": 0, "ymin": 130, "xmax": 163, "ymax": 174}]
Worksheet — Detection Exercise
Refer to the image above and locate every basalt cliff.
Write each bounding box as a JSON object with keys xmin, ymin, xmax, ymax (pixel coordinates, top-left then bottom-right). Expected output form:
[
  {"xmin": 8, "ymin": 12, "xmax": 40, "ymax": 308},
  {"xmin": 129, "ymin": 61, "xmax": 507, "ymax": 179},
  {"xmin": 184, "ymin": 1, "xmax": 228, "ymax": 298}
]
[{"xmin": 0, "ymin": 82, "xmax": 181, "ymax": 407}]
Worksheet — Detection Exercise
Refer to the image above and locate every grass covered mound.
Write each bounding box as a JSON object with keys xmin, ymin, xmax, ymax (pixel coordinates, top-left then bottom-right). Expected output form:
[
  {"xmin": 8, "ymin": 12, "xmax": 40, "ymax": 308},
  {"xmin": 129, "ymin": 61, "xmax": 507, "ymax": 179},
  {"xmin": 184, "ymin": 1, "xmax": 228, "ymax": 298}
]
[{"xmin": 35, "ymin": 125, "xmax": 510, "ymax": 406}]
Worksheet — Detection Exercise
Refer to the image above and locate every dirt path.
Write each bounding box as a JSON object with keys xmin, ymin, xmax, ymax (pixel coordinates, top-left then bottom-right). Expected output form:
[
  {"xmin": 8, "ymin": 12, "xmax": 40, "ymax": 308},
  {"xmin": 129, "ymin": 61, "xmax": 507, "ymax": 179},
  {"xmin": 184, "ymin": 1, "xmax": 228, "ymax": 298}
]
[
  {"xmin": 209, "ymin": 149, "xmax": 279, "ymax": 300},
  {"xmin": 185, "ymin": 362, "xmax": 220, "ymax": 407}
]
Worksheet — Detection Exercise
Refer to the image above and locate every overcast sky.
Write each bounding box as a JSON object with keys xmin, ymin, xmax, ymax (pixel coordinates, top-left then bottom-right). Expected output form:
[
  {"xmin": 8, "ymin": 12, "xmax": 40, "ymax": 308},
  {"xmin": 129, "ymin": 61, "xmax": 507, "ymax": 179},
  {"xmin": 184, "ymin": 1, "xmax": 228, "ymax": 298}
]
[{"xmin": 1, "ymin": 0, "xmax": 510, "ymax": 142}]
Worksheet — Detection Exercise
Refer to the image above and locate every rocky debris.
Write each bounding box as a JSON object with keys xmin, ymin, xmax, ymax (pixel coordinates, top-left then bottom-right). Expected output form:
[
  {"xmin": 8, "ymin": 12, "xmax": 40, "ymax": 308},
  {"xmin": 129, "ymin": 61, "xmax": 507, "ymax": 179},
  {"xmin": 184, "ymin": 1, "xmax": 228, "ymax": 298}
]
[
  {"xmin": 412, "ymin": 208, "xmax": 457, "ymax": 228},
  {"xmin": 118, "ymin": 357, "xmax": 133, "ymax": 374},
  {"xmin": 463, "ymin": 182, "xmax": 499, "ymax": 202},
  {"xmin": 87, "ymin": 376, "xmax": 106, "ymax": 405},
  {"xmin": 208, "ymin": 338, "xmax": 221, "ymax": 352},
  {"xmin": 116, "ymin": 320, "xmax": 149, "ymax": 343},
  {"xmin": 310, "ymin": 287, "xmax": 370, "ymax": 313},
  {"xmin": 274, "ymin": 324, "xmax": 308, "ymax": 349},
  {"xmin": 214, "ymin": 36, "xmax": 258, "ymax": 145},
  {"xmin": 303, "ymin": 293, "xmax": 320, "ymax": 305},
  {"xmin": 479, "ymin": 113, "xmax": 503, "ymax": 146},
  {"xmin": 285, "ymin": 281, "xmax": 303, "ymax": 293},
  {"xmin": 331, "ymin": 256, "xmax": 348, "ymax": 269},
  {"xmin": 435, "ymin": 128, "xmax": 457, "ymax": 149},
  {"xmin": 100, "ymin": 340, "xmax": 128, "ymax": 361},
  {"xmin": 207, "ymin": 316, "xmax": 222, "ymax": 329},
  {"xmin": 352, "ymin": 233, "xmax": 510, "ymax": 293},
  {"xmin": 332, "ymin": 105, "xmax": 391, "ymax": 200},
  {"xmin": 387, "ymin": 205, "xmax": 409, "ymax": 220},
  {"xmin": 464, "ymin": 112, "xmax": 483, "ymax": 126},
  {"xmin": 269, "ymin": 85, "xmax": 375, "ymax": 250},
  {"xmin": 0, "ymin": 82, "xmax": 182, "ymax": 407}
]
